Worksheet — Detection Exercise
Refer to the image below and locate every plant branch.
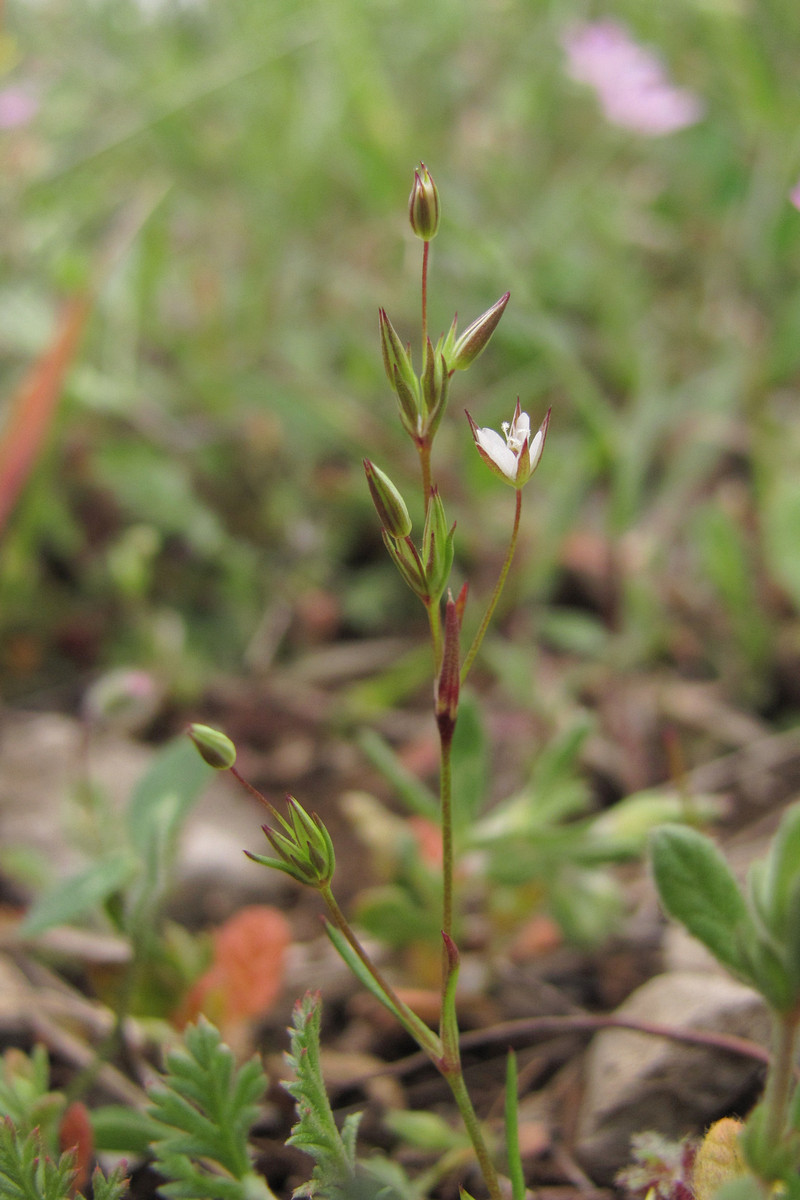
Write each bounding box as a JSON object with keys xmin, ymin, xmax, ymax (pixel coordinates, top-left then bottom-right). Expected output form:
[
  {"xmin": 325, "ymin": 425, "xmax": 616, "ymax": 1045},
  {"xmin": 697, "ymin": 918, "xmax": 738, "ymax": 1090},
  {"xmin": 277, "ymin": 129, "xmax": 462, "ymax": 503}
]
[{"xmin": 461, "ymin": 487, "xmax": 522, "ymax": 683}]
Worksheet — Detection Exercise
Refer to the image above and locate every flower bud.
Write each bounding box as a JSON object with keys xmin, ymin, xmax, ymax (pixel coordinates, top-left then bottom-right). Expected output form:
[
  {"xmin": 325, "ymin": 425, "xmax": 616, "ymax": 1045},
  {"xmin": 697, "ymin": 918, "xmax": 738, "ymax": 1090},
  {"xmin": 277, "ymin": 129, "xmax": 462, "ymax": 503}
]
[
  {"xmin": 449, "ymin": 292, "xmax": 510, "ymax": 371},
  {"xmin": 188, "ymin": 723, "xmax": 237, "ymax": 770},
  {"xmin": 422, "ymin": 487, "xmax": 454, "ymax": 602},
  {"xmin": 379, "ymin": 308, "xmax": 418, "ymax": 400},
  {"xmin": 364, "ymin": 460, "xmax": 412, "ymax": 539},
  {"xmin": 408, "ymin": 163, "xmax": 440, "ymax": 241},
  {"xmin": 436, "ymin": 593, "xmax": 461, "ymax": 742}
]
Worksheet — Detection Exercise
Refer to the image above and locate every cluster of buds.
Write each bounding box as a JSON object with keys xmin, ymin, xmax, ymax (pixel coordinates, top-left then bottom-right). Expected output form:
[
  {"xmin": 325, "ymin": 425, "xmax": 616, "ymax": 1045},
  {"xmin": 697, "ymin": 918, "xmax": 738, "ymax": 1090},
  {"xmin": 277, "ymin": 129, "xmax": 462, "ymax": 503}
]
[
  {"xmin": 380, "ymin": 164, "xmax": 511, "ymax": 442},
  {"xmin": 364, "ymin": 461, "xmax": 454, "ymax": 606}
]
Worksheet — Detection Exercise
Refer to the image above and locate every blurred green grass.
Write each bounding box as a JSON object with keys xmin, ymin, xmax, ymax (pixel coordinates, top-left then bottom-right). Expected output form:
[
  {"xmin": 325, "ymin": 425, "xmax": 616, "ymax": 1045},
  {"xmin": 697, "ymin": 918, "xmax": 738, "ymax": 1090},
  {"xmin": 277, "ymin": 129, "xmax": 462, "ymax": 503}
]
[{"xmin": 2, "ymin": 0, "xmax": 800, "ymax": 717}]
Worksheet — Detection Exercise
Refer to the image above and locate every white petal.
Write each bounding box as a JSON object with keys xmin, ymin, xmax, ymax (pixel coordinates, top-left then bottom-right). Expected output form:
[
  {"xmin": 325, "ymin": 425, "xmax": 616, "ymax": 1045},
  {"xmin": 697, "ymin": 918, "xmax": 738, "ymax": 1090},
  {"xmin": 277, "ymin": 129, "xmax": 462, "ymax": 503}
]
[
  {"xmin": 476, "ymin": 427, "xmax": 518, "ymax": 479},
  {"xmin": 528, "ymin": 429, "xmax": 544, "ymax": 470},
  {"xmin": 511, "ymin": 411, "xmax": 530, "ymax": 443}
]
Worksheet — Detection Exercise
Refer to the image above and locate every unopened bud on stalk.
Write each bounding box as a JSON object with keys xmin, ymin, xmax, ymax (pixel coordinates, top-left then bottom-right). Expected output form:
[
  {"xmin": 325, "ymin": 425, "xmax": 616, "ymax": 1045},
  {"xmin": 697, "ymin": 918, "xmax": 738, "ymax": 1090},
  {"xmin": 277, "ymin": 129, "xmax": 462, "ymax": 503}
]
[
  {"xmin": 379, "ymin": 308, "xmax": 419, "ymax": 402},
  {"xmin": 364, "ymin": 460, "xmax": 413, "ymax": 539},
  {"xmin": 422, "ymin": 487, "xmax": 455, "ymax": 602},
  {"xmin": 449, "ymin": 292, "xmax": 510, "ymax": 371},
  {"xmin": 187, "ymin": 723, "xmax": 237, "ymax": 770},
  {"xmin": 408, "ymin": 163, "xmax": 440, "ymax": 241},
  {"xmin": 436, "ymin": 592, "xmax": 461, "ymax": 742}
]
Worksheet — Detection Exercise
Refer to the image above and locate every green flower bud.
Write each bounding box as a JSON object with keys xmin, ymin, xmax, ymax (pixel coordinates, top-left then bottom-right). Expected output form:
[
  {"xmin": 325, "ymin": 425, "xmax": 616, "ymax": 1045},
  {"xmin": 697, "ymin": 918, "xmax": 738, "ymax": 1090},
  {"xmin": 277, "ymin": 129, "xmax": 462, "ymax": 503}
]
[
  {"xmin": 422, "ymin": 487, "xmax": 454, "ymax": 602},
  {"xmin": 379, "ymin": 308, "xmax": 419, "ymax": 400},
  {"xmin": 187, "ymin": 723, "xmax": 237, "ymax": 770},
  {"xmin": 364, "ymin": 460, "xmax": 413, "ymax": 539},
  {"xmin": 408, "ymin": 163, "xmax": 440, "ymax": 241},
  {"xmin": 449, "ymin": 292, "xmax": 510, "ymax": 371}
]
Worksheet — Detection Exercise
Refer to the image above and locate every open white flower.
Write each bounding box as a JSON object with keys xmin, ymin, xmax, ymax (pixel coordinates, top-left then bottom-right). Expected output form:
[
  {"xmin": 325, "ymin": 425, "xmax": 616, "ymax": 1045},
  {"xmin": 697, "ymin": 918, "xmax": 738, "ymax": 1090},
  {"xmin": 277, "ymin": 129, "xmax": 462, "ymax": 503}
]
[{"xmin": 466, "ymin": 402, "xmax": 550, "ymax": 488}]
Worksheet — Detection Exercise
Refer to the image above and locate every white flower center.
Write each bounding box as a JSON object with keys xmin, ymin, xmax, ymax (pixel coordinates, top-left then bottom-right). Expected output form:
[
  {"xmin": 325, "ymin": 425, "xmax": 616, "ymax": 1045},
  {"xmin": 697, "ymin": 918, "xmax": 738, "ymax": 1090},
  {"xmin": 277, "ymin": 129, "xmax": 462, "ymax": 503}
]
[{"xmin": 501, "ymin": 411, "xmax": 530, "ymax": 455}]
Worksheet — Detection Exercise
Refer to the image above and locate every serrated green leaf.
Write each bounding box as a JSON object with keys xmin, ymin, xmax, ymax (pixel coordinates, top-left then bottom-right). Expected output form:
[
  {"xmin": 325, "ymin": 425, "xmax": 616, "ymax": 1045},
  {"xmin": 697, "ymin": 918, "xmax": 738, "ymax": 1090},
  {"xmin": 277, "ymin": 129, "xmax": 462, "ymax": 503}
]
[
  {"xmin": 19, "ymin": 853, "xmax": 138, "ymax": 936},
  {"xmin": 651, "ymin": 826, "xmax": 756, "ymax": 984},
  {"xmin": 284, "ymin": 992, "xmax": 357, "ymax": 1197},
  {"xmin": 147, "ymin": 1017, "xmax": 267, "ymax": 1198}
]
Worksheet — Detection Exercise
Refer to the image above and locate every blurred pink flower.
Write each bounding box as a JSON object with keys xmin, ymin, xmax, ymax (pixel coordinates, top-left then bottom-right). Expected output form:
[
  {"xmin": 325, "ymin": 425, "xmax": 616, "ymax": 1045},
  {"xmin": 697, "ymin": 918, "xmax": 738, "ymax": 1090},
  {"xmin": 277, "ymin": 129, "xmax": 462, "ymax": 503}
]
[
  {"xmin": 791, "ymin": 180, "xmax": 800, "ymax": 211},
  {"xmin": 0, "ymin": 86, "xmax": 38, "ymax": 130},
  {"xmin": 563, "ymin": 20, "xmax": 704, "ymax": 136}
]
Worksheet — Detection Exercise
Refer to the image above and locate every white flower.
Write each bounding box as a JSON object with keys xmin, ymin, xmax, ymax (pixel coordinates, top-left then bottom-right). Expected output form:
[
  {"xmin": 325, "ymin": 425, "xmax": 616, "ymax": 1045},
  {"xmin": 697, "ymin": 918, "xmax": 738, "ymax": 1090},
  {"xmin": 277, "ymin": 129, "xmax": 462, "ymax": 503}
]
[{"xmin": 466, "ymin": 402, "xmax": 550, "ymax": 488}]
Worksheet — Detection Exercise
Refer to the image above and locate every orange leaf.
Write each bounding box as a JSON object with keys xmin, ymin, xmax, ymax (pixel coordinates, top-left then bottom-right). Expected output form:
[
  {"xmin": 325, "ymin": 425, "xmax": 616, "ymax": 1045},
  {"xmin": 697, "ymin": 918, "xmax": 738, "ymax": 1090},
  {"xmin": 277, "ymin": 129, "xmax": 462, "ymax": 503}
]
[
  {"xmin": 176, "ymin": 905, "xmax": 292, "ymax": 1030},
  {"xmin": 59, "ymin": 1100, "xmax": 93, "ymax": 1198},
  {"xmin": 0, "ymin": 293, "xmax": 92, "ymax": 537}
]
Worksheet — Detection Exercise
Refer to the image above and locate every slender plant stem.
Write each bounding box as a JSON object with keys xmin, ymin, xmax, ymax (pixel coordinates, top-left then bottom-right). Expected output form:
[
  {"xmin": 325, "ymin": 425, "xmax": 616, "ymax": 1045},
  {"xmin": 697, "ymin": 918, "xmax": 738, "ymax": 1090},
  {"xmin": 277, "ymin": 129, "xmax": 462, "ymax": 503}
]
[
  {"xmin": 427, "ymin": 596, "xmax": 443, "ymax": 672},
  {"xmin": 443, "ymin": 1066, "xmax": 503, "ymax": 1200},
  {"xmin": 439, "ymin": 730, "xmax": 454, "ymax": 942},
  {"xmin": 417, "ymin": 436, "xmax": 433, "ymax": 511},
  {"xmin": 230, "ymin": 765, "xmax": 273, "ymax": 810},
  {"xmin": 461, "ymin": 487, "xmax": 522, "ymax": 684},
  {"xmin": 421, "ymin": 239, "xmax": 430, "ymax": 351},
  {"xmin": 762, "ymin": 1009, "xmax": 800, "ymax": 1150}
]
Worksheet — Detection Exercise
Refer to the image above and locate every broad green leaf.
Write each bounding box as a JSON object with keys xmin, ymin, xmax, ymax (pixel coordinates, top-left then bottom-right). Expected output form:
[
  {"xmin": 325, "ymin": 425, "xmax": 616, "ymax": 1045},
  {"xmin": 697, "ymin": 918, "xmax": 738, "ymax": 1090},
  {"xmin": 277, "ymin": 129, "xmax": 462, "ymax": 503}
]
[
  {"xmin": 651, "ymin": 826, "xmax": 755, "ymax": 983},
  {"xmin": 760, "ymin": 802, "xmax": 800, "ymax": 937},
  {"xmin": 19, "ymin": 853, "xmax": 137, "ymax": 936}
]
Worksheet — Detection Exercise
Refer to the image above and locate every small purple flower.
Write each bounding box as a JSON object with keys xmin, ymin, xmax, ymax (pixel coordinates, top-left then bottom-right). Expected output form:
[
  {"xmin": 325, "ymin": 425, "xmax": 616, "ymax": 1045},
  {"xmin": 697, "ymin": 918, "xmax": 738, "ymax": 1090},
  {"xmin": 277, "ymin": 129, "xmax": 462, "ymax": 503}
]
[
  {"xmin": 790, "ymin": 180, "xmax": 800, "ymax": 212},
  {"xmin": 563, "ymin": 20, "xmax": 703, "ymax": 137},
  {"xmin": 0, "ymin": 86, "xmax": 38, "ymax": 130}
]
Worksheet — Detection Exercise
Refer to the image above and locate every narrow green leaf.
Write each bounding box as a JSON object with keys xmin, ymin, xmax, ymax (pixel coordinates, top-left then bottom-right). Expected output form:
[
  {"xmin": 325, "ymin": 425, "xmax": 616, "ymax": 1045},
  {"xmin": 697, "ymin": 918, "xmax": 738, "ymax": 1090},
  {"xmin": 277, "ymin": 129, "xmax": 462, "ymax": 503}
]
[
  {"xmin": 651, "ymin": 826, "xmax": 755, "ymax": 983},
  {"xmin": 451, "ymin": 691, "xmax": 489, "ymax": 832},
  {"xmin": 126, "ymin": 736, "xmax": 213, "ymax": 856},
  {"xmin": 19, "ymin": 853, "xmax": 137, "ymax": 936},
  {"xmin": 323, "ymin": 921, "xmax": 441, "ymax": 1058},
  {"xmin": 357, "ymin": 729, "xmax": 438, "ymax": 819},
  {"xmin": 505, "ymin": 1052, "xmax": 525, "ymax": 1200}
]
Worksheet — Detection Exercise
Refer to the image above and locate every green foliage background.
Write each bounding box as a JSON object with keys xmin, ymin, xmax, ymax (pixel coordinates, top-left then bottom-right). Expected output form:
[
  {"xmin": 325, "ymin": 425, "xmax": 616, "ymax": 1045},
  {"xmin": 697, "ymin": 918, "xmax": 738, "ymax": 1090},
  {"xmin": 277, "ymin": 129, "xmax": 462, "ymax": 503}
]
[{"xmin": 2, "ymin": 0, "xmax": 800, "ymax": 710}]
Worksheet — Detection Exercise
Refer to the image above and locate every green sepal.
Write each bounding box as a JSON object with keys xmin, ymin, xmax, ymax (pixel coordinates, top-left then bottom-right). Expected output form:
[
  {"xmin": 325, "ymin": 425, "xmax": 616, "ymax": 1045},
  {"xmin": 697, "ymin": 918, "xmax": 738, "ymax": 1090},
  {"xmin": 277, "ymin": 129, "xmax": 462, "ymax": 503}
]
[
  {"xmin": 422, "ymin": 488, "xmax": 454, "ymax": 602},
  {"xmin": 382, "ymin": 530, "xmax": 428, "ymax": 598},
  {"xmin": 393, "ymin": 364, "xmax": 421, "ymax": 435}
]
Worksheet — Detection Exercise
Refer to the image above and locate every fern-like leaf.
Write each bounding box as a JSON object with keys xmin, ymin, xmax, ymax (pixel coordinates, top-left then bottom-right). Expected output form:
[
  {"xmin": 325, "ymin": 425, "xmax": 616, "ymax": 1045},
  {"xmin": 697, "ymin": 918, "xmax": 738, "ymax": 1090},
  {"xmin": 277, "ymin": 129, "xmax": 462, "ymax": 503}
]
[
  {"xmin": 148, "ymin": 1017, "xmax": 276, "ymax": 1200},
  {"xmin": 0, "ymin": 1117, "xmax": 76, "ymax": 1200},
  {"xmin": 283, "ymin": 992, "xmax": 361, "ymax": 1198},
  {"xmin": 86, "ymin": 1164, "xmax": 129, "ymax": 1200}
]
